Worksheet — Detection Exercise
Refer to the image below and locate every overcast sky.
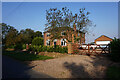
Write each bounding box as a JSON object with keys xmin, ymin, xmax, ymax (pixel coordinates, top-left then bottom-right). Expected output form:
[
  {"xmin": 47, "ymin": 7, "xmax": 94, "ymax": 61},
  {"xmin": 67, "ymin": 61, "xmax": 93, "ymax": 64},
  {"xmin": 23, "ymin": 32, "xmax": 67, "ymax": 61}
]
[{"xmin": 2, "ymin": 2, "xmax": 118, "ymax": 43}]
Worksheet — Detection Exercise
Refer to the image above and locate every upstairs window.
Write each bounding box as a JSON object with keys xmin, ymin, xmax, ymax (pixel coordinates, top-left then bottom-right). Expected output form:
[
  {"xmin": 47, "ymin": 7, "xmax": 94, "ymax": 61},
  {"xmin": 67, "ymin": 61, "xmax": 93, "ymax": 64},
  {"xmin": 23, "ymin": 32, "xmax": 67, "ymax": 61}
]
[
  {"xmin": 61, "ymin": 32, "xmax": 66, "ymax": 36},
  {"xmin": 47, "ymin": 33, "xmax": 50, "ymax": 37}
]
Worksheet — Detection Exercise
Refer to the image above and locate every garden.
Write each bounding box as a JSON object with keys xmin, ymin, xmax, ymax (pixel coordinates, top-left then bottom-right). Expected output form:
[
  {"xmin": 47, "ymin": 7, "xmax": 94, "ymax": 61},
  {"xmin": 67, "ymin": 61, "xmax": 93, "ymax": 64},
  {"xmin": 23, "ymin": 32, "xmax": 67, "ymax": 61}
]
[{"xmin": 1, "ymin": 6, "xmax": 120, "ymax": 78}]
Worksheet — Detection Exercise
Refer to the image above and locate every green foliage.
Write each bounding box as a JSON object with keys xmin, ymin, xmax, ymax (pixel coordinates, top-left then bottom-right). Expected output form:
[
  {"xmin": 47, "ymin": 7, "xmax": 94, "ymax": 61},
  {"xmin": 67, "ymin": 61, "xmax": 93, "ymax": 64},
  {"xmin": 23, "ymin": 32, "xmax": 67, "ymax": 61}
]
[
  {"xmin": 3, "ymin": 50, "xmax": 53, "ymax": 61},
  {"xmin": 45, "ymin": 7, "xmax": 94, "ymax": 41},
  {"xmin": 19, "ymin": 29, "xmax": 35, "ymax": 44},
  {"xmin": 22, "ymin": 44, "xmax": 26, "ymax": 49},
  {"xmin": 28, "ymin": 45, "xmax": 68, "ymax": 53},
  {"xmin": 8, "ymin": 45, "xmax": 16, "ymax": 49},
  {"xmin": 106, "ymin": 66, "xmax": 120, "ymax": 80},
  {"xmin": 14, "ymin": 44, "xmax": 23, "ymax": 50},
  {"xmin": 109, "ymin": 38, "xmax": 120, "ymax": 62},
  {"xmin": 5, "ymin": 28, "xmax": 18, "ymax": 47},
  {"xmin": 41, "ymin": 46, "xmax": 47, "ymax": 52},
  {"xmin": 2, "ymin": 23, "xmax": 16, "ymax": 40},
  {"xmin": 2, "ymin": 23, "xmax": 43, "ymax": 49},
  {"xmin": 34, "ymin": 31, "xmax": 43, "ymax": 38},
  {"xmin": 32, "ymin": 37, "xmax": 43, "ymax": 46}
]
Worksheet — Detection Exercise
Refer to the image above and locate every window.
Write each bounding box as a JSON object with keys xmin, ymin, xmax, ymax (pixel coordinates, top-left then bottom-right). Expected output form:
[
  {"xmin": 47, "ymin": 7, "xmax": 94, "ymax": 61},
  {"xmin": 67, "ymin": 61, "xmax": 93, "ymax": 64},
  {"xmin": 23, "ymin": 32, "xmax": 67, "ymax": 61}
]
[
  {"xmin": 53, "ymin": 39, "xmax": 57, "ymax": 46},
  {"xmin": 47, "ymin": 33, "xmax": 50, "ymax": 37},
  {"xmin": 46, "ymin": 39, "xmax": 50, "ymax": 46},
  {"xmin": 61, "ymin": 32, "xmax": 66, "ymax": 36},
  {"xmin": 61, "ymin": 39, "xmax": 66, "ymax": 46}
]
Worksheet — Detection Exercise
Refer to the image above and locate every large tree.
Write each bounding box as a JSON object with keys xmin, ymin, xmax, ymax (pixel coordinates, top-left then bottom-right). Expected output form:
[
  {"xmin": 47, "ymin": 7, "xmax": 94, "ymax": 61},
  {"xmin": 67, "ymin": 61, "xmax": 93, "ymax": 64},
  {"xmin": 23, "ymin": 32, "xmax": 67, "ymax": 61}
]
[
  {"xmin": 19, "ymin": 29, "xmax": 35, "ymax": 44},
  {"xmin": 45, "ymin": 7, "xmax": 94, "ymax": 42},
  {"xmin": 1, "ymin": 23, "xmax": 18, "ymax": 46},
  {"xmin": 5, "ymin": 27, "xmax": 18, "ymax": 47},
  {"xmin": 34, "ymin": 31, "xmax": 43, "ymax": 38}
]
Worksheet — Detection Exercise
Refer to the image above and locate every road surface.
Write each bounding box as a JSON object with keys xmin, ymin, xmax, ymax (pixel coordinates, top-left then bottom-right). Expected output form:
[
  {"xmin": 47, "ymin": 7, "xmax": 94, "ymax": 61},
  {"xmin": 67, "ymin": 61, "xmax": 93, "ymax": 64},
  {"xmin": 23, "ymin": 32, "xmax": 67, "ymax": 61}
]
[{"xmin": 2, "ymin": 55, "xmax": 54, "ymax": 79}]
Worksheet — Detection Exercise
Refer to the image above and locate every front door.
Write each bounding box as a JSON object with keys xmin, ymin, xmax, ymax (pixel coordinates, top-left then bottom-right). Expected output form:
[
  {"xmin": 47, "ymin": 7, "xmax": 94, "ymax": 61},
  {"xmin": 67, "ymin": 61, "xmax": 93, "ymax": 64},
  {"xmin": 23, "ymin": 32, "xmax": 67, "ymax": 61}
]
[{"xmin": 54, "ymin": 42, "xmax": 56, "ymax": 47}]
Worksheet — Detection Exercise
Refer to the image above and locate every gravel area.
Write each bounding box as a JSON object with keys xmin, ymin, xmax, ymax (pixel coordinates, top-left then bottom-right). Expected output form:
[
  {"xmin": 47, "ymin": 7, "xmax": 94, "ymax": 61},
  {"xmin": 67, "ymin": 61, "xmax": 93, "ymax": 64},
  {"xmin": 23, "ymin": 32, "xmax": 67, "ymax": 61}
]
[{"xmin": 27, "ymin": 55, "xmax": 112, "ymax": 78}]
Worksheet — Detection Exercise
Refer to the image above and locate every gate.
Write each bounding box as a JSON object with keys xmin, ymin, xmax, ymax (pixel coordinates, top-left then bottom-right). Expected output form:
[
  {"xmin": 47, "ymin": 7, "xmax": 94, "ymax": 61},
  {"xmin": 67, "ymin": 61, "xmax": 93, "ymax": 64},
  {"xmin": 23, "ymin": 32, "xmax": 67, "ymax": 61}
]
[{"xmin": 72, "ymin": 43, "xmax": 110, "ymax": 55}]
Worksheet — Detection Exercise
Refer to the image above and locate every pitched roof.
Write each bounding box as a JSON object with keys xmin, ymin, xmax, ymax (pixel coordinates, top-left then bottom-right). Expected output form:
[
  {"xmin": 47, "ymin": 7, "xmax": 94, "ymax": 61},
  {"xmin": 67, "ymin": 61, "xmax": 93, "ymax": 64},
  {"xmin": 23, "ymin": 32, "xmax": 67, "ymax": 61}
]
[{"xmin": 95, "ymin": 35, "xmax": 113, "ymax": 41}]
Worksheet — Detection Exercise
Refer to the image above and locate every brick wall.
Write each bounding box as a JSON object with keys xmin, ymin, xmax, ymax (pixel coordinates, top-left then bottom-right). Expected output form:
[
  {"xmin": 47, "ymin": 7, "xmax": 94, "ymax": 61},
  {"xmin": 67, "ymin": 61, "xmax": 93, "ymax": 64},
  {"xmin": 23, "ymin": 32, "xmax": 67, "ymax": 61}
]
[{"xmin": 44, "ymin": 30, "xmax": 85, "ymax": 46}]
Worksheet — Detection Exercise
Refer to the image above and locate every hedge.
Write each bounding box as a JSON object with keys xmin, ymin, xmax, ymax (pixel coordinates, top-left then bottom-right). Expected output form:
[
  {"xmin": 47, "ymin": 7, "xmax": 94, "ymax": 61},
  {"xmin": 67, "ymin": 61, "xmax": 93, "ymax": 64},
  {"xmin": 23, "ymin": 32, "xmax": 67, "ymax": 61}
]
[
  {"xmin": 29, "ymin": 45, "xmax": 68, "ymax": 53},
  {"xmin": 109, "ymin": 38, "xmax": 120, "ymax": 62}
]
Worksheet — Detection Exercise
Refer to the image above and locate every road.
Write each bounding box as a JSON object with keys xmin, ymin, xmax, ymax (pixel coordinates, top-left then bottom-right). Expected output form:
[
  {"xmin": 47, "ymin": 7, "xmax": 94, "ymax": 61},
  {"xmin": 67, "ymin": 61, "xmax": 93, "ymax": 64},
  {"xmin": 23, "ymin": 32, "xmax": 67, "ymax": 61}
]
[{"xmin": 2, "ymin": 55, "xmax": 54, "ymax": 79}]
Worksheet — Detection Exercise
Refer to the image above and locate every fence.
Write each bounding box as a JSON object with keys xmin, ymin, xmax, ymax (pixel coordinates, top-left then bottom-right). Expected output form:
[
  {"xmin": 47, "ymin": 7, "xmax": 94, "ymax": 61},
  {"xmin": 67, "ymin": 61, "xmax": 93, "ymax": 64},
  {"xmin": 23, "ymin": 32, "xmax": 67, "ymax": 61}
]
[{"xmin": 72, "ymin": 43, "xmax": 110, "ymax": 55}]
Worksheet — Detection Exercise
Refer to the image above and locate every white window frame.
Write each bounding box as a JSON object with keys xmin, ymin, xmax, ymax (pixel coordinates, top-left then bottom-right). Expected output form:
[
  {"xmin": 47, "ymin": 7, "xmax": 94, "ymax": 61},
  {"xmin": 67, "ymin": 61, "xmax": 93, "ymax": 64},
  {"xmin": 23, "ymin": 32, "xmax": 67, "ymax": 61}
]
[
  {"xmin": 46, "ymin": 39, "xmax": 50, "ymax": 46},
  {"xmin": 47, "ymin": 33, "xmax": 50, "ymax": 37},
  {"xmin": 61, "ymin": 39, "xmax": 66, "ymax": 46}
]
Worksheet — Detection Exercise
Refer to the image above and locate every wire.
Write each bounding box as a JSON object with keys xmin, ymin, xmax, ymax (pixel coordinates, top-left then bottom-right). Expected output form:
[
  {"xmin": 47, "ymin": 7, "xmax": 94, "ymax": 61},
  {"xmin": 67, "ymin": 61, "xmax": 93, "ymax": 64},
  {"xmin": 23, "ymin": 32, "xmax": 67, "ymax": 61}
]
[{"xmin": 3, "ymin": 2, "xmax": 24, "ymax": 19}]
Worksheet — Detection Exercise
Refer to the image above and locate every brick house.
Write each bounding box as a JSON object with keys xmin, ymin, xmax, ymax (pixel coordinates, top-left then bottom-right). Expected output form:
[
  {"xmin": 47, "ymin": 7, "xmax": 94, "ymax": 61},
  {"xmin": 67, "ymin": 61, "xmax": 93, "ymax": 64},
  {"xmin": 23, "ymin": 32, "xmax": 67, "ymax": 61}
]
[
  {"xmin": 95, "ymin": 35, "xmax": 113, "ymax": 45},
  {"xmin": 44, "ymin": 24, "xmax": 85, "ymax": 46}
]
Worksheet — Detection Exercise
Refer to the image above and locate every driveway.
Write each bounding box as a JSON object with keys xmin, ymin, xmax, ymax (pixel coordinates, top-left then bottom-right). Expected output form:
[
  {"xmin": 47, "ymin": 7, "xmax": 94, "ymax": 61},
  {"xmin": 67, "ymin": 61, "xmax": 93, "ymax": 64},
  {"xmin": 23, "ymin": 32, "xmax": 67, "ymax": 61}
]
[
  {"xmin": 28, "ymin": 55, "xmax": 112, "ymax": 78},
  {"xmin": 2, "ymin": 55, "xmax": 54, "ymax": 79}
]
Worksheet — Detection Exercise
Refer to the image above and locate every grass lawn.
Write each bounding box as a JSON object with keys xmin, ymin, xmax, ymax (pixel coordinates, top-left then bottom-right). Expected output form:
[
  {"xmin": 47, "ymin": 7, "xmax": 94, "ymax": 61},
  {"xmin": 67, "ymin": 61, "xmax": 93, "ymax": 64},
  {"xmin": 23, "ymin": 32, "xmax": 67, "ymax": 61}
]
[
  {"xmin": 106, "ymin": 66, "xmax": 120, "ymax": 80},
  {"xmin": 2, "ymin": 50, "xmax": 54, "ymax": 61}
]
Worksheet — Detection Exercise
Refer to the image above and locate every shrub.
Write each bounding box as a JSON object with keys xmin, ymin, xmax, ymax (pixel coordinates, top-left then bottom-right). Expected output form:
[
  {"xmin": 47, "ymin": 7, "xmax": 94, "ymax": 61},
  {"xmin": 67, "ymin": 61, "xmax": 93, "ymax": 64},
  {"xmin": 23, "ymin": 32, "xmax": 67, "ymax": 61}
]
[
  {"xmin": 14, "ymin": 44, "xmax": 23, "ymax": 50},
  {"xmin": 106, "ymin": 66, "xmax": 120, "ymax": 79},
  {"xmin": 47, "ymin": 46, "xmax": 54, "ymax": 52},
  {"xmin": 28, "ymin": 45, "xmax": 68, "ymax": 53},
  {"xmin": 42, "ymin": 46, "xmax": 47, "ymax": 52},
  {"xmin": 32, "ymin": 37, "xmax": 43, "ymax": 45},
  {"xmin": 109, "ymin": 38, "xmax": 120, "ymax": 62},
  {"xmin": 8, "ymin": 45, "xmax": 16, "ymax": 49},
  {"xmin": 63, "ymin": 46, "xmax": 68, "ymax": 53},
  {"xmin": 22, "ymin": 44, "xmax": 26, "ymax": 49},
  {"xmin": 54, "ymin": 45, "xmax": 60, "ymax": 52}
]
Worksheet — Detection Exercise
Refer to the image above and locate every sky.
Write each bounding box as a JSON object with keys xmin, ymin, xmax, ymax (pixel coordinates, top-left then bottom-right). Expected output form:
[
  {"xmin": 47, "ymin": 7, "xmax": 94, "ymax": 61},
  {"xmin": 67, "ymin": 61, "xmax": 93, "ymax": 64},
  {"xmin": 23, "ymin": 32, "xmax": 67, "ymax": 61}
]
[{"xmin": 2, "ymin": 2, "xmax": 118, "ymax": 43}]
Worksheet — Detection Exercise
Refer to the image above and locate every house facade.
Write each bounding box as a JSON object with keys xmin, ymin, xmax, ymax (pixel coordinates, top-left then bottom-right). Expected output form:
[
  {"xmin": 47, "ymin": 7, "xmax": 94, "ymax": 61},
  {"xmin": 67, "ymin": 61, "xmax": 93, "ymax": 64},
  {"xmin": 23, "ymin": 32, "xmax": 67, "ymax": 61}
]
[
  {"xmin": 44, "ymin": 25, "xmax": 85, "ymax": 46},
  {"xmin": 95, "ymin": 35, "xmax": 113, "ymax": 45}
]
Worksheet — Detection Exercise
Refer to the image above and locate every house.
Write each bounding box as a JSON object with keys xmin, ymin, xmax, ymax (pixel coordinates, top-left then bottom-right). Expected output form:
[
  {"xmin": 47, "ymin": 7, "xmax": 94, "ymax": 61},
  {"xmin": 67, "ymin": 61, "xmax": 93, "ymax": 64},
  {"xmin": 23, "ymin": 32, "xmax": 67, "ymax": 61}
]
[
  {"xmin": 44, "ymin": 24, "xmax": 85, "ymax": 46},
  {"xmin": 95, "ymin": 35, "xmax": 113, "ymax": 45}
]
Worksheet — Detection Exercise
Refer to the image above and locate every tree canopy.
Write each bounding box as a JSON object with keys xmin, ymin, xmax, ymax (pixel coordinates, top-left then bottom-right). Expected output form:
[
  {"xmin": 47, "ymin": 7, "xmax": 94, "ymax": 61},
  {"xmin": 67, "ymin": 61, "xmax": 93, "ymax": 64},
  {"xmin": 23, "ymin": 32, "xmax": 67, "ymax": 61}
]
[
  {"xmin": 1, "ymin": 23, "xmax": 43, "ymax": 48},
  {"xmin": 32, "ymin": 37, "xmax": 44, "ymax": 45},
  {"xmin": 45, "ymin": 7, "xmax": 94, "ymax": 41}
]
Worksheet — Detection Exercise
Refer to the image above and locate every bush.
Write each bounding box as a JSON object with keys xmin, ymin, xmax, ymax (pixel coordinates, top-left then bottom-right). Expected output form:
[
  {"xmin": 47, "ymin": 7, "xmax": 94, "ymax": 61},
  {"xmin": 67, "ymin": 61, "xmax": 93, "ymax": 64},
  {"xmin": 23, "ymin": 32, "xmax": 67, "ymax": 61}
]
[
  {"xmin": 14, "ymin": 44, "xmax": 23, "ymax": 50},
  {"xmin": 109, "ymin": 38, "xmax": 120, "ymax": 62},
  {"xmin": 32, "ymin": 37, "xmax": 43, "ymax": 45},
  {"xmin": 54, "ymin": 45, "xmax": 60, "ymax": 52},
  {"xmin": 8, "ymin": 45, "xmax": 16, "ymax": 49},
  {"xmin": 106, "ymin": 66, "xmax": 120, "ymax": 79},
  {"xmin": 22, "ymin": 44, "xmax": 26, "ymax": 49},
  {"xmin": 47, "ymin": 46, "xmax": 54, "ymax": 52},
  {"xmin": 41, "ymin": 46, "xmax": 47, "ymax": 52},
  {"xmin": 28, "ymin": 45, "xmax": 68, "ymax": 53}
]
